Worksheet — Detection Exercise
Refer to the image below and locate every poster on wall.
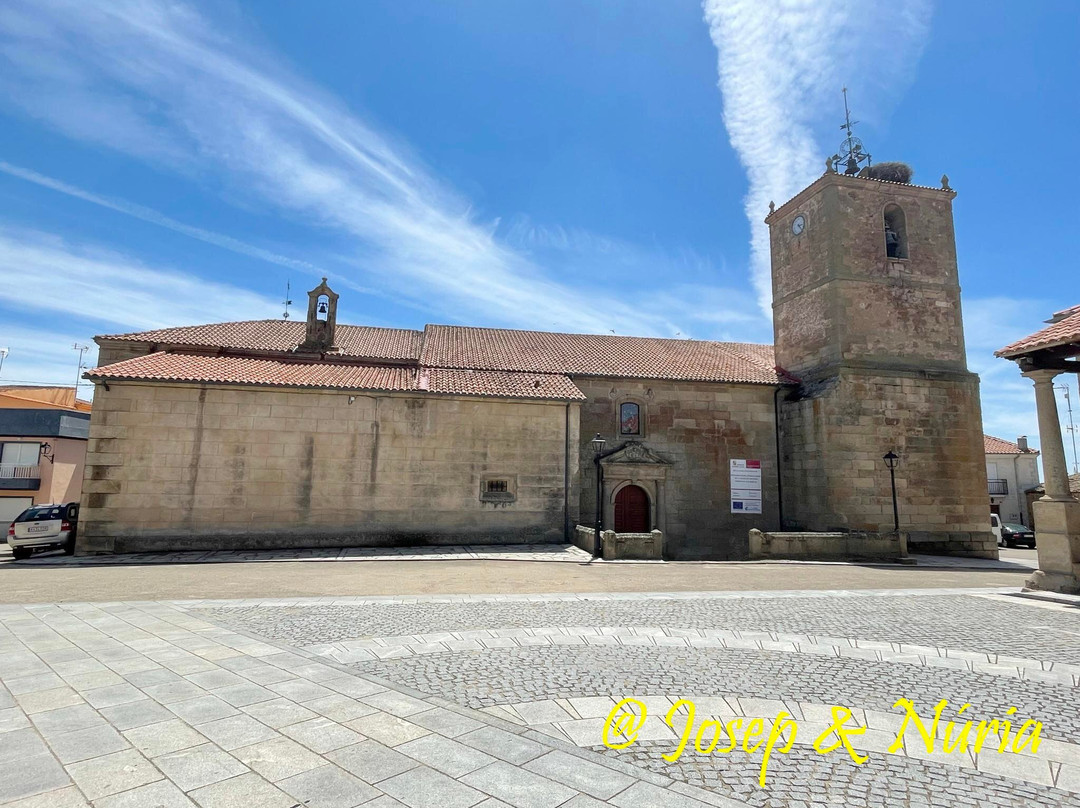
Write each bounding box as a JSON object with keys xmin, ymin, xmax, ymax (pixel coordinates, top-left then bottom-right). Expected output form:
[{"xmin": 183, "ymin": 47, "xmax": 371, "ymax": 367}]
[{"xmin": 730, "ymin": 458, "xmax": 762, "ymax": 514}]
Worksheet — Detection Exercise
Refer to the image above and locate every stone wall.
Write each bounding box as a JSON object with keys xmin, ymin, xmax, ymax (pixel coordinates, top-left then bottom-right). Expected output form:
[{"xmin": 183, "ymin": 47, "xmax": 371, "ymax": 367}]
[
  {"xmin": 573, "ymin": 524, "xmax": 597, "ymax": 555},
  {"xmin": 601, "ymin": 529, "xmax": 664, "ymax": 561},
  {"xmin": 771, "ymin": 175, "xmax": 967, "ymax": 379},
  {"xmin": 779, "ymin": 369, "xmax": 996, "ymax": 557},
  {"xmin": 77, "ymin": 381, "xmax": 579, "ymax": 553},
  {"xmin": 574, "ymin": 377, "xmax": 780, "ymax": 560},
  {"xmin": 94, "ymin": 341, "xmax": 156, "ymax": 368},
  {"xmin": 748, "ymin": 528, "xmax": 906, "ymax": 561},
  {"xmin": 769, "ymin": 173, "xmax": 993, "ymax": 558}
]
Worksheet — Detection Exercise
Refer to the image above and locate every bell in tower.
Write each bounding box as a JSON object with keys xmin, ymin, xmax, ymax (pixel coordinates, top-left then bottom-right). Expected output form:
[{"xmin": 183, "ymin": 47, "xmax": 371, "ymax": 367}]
[{"xmin": 299, "ymin": 277, "xmax": 339, "ymax": 352}]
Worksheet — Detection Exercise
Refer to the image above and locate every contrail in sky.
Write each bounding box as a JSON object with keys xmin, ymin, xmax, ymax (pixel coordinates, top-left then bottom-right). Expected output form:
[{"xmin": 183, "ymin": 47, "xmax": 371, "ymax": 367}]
[
  {"xmin": 702, "ymin": 0, "xmax": 933, "ymax": 316},
  {"xmin": 0, "ymin": 161, "xmax": 324, "ymax": 276}
]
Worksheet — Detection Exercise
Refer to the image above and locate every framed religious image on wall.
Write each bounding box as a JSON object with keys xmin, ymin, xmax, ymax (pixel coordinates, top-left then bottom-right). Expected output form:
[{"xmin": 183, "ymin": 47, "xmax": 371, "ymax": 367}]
[{"xmin": 619, "ymin": 402, "xmax": 640, "ymax": 436}]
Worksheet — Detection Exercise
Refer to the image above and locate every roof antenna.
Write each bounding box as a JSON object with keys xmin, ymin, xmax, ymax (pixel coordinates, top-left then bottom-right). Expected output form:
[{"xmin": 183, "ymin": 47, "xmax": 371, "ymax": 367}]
[
  {"xmin": 282, "ymin": 280, "xmax": 293, "ymax": 320},
  {"xmin": 73, "ymin": 343, "xmax": 90, "ymax": 393},
  {"xmin": 837, "ymin": 87, "xmax": 872, "ymax": 175}
]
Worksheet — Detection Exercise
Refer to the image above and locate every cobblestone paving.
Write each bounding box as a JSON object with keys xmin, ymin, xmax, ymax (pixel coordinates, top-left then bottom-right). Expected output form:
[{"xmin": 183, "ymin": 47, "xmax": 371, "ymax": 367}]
[
  {"xmin": 201, "ymin": 591, "xmax": 1080, "ymax": 664},
  {"xmin": 196, "ymin": 589, "xmax": 1080, "ymax": 807},
  {"xmin": 599, "ymin": 740, "xmax": 1080, "ymax": 808},
  {"xmin": 353, "ymin": 645, "xmax": 1080, "ymax": 743}
]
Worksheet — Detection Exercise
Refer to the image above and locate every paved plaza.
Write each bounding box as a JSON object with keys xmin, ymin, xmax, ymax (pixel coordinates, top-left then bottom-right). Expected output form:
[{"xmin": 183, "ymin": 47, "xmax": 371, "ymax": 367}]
[
  {"xmin": 2, "ymin": 572, "xmax": 1079, "ymax": 807},
  {"xmin": 0, "ymin": 542, "xmax": 1037, "ymax": 604}
]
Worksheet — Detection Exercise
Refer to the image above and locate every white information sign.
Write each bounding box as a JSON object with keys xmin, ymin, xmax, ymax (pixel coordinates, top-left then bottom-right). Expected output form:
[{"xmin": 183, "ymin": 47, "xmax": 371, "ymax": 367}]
[{"xmin": 730, "ymin": 459, "xmax": 762, "ymax": 514}]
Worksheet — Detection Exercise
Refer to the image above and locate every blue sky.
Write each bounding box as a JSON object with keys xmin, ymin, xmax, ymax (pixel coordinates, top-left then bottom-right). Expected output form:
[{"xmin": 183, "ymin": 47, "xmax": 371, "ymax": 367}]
[{"xmin": 0, "ymin": 0, "xmax": 1077, "ymax": 466}]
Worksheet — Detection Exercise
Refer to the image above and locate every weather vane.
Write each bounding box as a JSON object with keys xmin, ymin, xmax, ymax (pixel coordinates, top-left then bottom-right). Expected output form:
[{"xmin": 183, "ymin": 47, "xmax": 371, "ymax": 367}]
[
  {"xmin": 832, "ymin": 87, "xmax": 872, "ymax": 176},
  {"xmin": 282, "ymin": 280, "xmax": 293, "ymax": 320}
]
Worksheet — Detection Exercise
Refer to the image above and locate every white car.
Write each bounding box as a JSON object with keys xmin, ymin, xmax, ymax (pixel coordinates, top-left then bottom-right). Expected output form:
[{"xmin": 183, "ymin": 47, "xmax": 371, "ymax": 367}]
[
  {"xmin": 989, "ymin": 513, "xmax": 1003, "ymax": 545},
  {"xmin": 7, "ymin": 502, "xmax": 79, "ymax": 560}
]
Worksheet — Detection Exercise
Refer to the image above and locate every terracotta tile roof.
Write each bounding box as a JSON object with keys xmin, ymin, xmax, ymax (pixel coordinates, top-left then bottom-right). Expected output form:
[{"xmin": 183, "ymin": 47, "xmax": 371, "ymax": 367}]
[
  {"xmin": 984, "ymin": 434, "xmax": 1038, "ymax": 454},
  {"xmin": 419, "ymin": 368, "xmax": 584, "ymax": 400},
  {"xmin": 419, "ymin": 325, "xmax": 780, "ymax": 384},
  {"xmin": 996, "ymin": 305, "xmax": 1080, "ymax": 358},
  {"xmin": 87, "ymin": 352, "xmax": 411, "ymax": 391},
  {"xmin": 97, "ymin": 320, "xmax": 423, "ymax": 361},
  {"xmin": 85, "ymin": 353, "xmax": 584, "ymax": 401}
]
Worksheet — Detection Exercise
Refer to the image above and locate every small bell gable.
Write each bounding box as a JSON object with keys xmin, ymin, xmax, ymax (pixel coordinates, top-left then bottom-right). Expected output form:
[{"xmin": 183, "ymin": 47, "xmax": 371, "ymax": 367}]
[{"xmin": 299, "ymin": 277, "xmax": 339, "ymax": 352}]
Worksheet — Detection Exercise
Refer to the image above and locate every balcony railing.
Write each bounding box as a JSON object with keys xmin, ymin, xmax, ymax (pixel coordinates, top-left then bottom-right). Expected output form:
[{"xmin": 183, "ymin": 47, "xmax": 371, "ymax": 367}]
[
  {"xmin": 988, "ymin": 478, "xmax": 1009, "ymax": 496},
  {"xmin": 0, "ymin": 464, "xmax": 41, "ymax": 490}
]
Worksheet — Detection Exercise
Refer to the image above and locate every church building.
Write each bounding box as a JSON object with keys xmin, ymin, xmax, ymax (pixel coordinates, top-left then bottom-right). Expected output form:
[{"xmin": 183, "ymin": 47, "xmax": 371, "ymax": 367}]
[{"xmin": 76, "ymin": 165, "xmax": 995, "ymax": 559}]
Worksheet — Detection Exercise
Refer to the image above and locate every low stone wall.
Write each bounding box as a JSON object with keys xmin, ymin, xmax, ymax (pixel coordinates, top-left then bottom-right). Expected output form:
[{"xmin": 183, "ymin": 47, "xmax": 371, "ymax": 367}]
[
  {"xmin": 573, "ymin": 525, "xmax": 597, "ymax": 556},
  {"xmin": 572, "ymin": 526, "xmax": 665, "ymax": 559},
  {"xmin": 601, "ymin": 529, "xmax": 664, "ymax": 561},
  {"xmin": 749, "ymin": 528, "xmax": 907, "ymax": 561},
  {"xmin": 902, "ymin": 530, "xmax": 997, "ymax": 558}
]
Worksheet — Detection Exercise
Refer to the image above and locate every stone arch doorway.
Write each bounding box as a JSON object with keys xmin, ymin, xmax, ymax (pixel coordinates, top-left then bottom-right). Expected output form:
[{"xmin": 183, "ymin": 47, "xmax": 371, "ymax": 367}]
[{"xmin": 614, "ymin": 484, "xmax": 650, "ymax": 533}]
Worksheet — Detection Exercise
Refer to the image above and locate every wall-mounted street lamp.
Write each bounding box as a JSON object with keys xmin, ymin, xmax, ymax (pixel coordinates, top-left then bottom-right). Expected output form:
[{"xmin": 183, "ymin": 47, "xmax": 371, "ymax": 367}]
[
  {"xmin": 883, "ymin": 451, "xmax": 900, "ymax": 533},
  {"xmin": 40, "ymin": 442, "xmax": 54, "ymax": 465},
  {"xmin": 590, "ymin": 433, "xmax": 606, "ymax": 557}
]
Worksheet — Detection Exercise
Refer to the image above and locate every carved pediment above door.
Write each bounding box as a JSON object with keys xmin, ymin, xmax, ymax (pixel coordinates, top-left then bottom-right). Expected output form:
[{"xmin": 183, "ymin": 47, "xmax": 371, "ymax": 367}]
[{"xmin": 601, "ymin": 441, "xmax": 670, "ymax": 466}]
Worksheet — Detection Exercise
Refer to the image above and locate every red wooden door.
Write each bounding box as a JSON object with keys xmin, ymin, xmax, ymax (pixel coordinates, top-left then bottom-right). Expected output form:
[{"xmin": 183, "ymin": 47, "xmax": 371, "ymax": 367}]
[{"xmin": 614, "ymin": 485, "xmax": 649, "ymax": 533}]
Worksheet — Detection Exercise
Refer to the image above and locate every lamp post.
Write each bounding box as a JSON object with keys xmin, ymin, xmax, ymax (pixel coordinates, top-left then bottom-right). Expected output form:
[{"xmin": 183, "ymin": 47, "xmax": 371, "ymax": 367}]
[
  {"xmin": 590, "ymin": 433, "xmax": 606, "ymax": 556},
  {"xmin": 883, "ymin": 451, "xmax": 900, "ymax": 533}
]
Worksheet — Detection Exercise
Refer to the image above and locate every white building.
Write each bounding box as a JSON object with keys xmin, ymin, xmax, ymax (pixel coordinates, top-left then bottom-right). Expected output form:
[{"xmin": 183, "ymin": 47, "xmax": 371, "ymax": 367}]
[{"xmin": 985, "ymin": 435, "xmax": 1040, "ymax": 526}]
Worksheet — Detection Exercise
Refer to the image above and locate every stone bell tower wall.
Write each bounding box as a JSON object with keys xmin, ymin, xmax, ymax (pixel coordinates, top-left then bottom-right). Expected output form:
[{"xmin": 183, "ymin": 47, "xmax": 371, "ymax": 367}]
[
  {"xmin": 778, "ymin": 369, "xmax": 994, "ymax": 556},
  {"xmin": 768, "ymin": 172, "xmax": 994, "ymax": 557},
  {"xmin": 772, "ymin": 175, "xmax": 968, "ymax": 378}
]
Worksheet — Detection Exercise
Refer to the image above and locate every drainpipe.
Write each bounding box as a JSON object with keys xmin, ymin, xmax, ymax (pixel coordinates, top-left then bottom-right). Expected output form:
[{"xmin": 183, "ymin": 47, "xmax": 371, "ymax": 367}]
[
  {"xmin": 772, "ymin": 367, "xmax": 801, "ymax": 530},
  {"xmin": 564, "ymin": 403, "xmax": 570, "ymax": 540},
  {"xmin": 773, "ymin": 386, "xmax": 785, "ymax": 529}
]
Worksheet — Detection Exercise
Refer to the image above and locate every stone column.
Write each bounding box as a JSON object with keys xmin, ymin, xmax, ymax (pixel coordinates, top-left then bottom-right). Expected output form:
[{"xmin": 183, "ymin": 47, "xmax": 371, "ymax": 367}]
[
  {"xmin": 1023, "ymin": 369, "xmax": 1072, "ymax": 500},
  {"xmin": 1022, "ymin": 368, "xmax": 1080, "ymax": 593}
]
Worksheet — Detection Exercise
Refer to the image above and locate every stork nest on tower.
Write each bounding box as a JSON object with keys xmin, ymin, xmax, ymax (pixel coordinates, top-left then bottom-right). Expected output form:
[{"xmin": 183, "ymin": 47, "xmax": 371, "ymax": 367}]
[{"xmin": 858, "ymin": 162, "xmax": 913, "ymax": 183}]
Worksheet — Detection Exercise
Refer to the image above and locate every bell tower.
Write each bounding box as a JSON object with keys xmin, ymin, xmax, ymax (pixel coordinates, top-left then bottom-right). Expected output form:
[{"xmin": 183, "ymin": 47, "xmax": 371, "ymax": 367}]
[
  {"xmin": 766, "ymin": 111, "xmax": 994, "ymax": 557},
  {"xmin": 299, "ymin": 277, "xmax": 339, "ymax": 353}
]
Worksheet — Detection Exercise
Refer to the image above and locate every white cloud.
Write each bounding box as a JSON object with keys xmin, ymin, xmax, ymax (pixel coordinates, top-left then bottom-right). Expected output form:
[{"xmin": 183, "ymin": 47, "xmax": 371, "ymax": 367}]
[
  {"xmin": 0, "ymin": 161, "xmax": 330, "ymax": 278},
  {"xmin": 702, "ymin": 0, "xmax": 932, "ymax": 316},
  {"xmin": 0, "ymin": 226, "xmax": 278, "ymax": 331},
  {"xmin": 0, "ymin": 0, "xmax": 755, "ymax": 339},
  {"xmin": 963, "ymin": 296, "xmax": 1080, "ymax": 476},
  {"xmin": 0, "ymin": 324, "xmax": 98, "ymax": 396}
]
